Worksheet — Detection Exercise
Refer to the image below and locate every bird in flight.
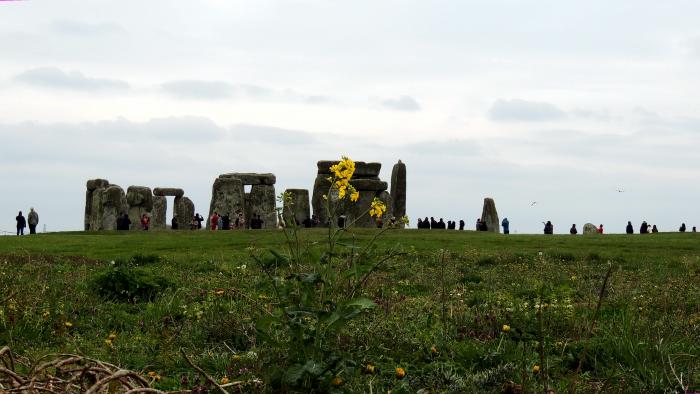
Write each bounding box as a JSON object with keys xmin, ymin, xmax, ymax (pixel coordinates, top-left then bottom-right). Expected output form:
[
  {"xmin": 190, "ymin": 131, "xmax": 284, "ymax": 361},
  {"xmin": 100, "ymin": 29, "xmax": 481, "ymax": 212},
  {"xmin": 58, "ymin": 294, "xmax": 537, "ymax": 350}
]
[
  {"xmin": 616, "ymin": 189, "xmax": 625, "ymax": 193},
  {"xmin": 530, "ymin": 201, "xmax": 537, "ymax": 206}
]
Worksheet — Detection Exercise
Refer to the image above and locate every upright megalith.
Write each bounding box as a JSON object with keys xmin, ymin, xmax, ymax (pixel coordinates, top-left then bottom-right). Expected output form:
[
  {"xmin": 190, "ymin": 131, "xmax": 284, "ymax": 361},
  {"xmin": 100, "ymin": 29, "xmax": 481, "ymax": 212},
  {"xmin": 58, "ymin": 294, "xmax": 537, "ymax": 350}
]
[
  {"xmin": 101, "ymin": 185, "xmax": 128, "ymax": 230},
  {"xmin": 127, "ymin": 186, "xmax": 153, "ymax": 230},
  {"xmin": 85, "ymin": 178, "xmax": 109, "ymax": 230},
  {"xmin": 152, "ymin": 196, "xmax": 167, "ymax": 230},
  {"xmin": 390, "ymin": 160, "xmax": 406, "ymax": 227},
  {"xmin": 209, "ymin": 172, "xmax": 277, "ymax": 229},
  {"xmin": 480, "ymin": 198, "xmax": 500, "ymax": 233},
  {"xmin": 174, "ymin": 196, "xmax": 195, "ymax": 228},
  {"xmin": 283, "ymin": 189, "xmax": 310, "ymax": 226}
]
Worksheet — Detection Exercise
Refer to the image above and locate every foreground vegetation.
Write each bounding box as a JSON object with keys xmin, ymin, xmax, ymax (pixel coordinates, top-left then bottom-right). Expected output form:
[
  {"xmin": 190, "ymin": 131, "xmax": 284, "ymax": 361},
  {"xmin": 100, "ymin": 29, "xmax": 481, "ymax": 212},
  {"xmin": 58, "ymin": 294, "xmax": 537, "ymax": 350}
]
[{"xmin": 1, "ymin": 229, "xmax": 699, "ymax": 393}]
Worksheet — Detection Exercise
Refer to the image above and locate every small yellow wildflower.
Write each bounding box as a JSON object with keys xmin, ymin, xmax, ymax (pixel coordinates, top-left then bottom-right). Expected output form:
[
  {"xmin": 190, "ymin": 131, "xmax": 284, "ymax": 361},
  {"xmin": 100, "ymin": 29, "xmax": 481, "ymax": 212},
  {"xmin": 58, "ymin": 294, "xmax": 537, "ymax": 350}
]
[
  {"xmin": 365, "ymin": 363, "xmax": 375, "ymax": 374},
  {"xmin": 147, "ymin": 371, "xmax": 162, "ymax": 381},
  {"xmin": 104, "ymin": 339, "xmax": 113, "ymax": 347},
  {"xmin": 502, "ymin": 324, "xmax": 510, "ymax": 333},
  {"xmin": 108, "ymin": 333, "xmax": 117, "ymax": 341},
  {"xmin": 532, "ymin": 365, "xmax": 540, "ymax": 374},
  {"xmin": 350, "ymin": 190, "xmax": 360, "ymax": 202},
  {"xmin": 369, "ymin": 198, "xmax": 386, "ymax": 218},
  {"xmin": 430, "ymin": 345, "xmax": 438, "ymax": 354},
  {"xmin": 65, "ymin": 321, "xmax": 73, "ymax": 328},
  {"xmin": 331, "ymin": 376, "xmax": 343, "ymax": 386},
  {"xmin": 42, "ymin": 310, "xmax": 50, "ymax": 318},
  {"xmin": 214, "ymin": 290, "xmax": 225, "ymax": 296},
  {"xmin": 396, "ymin": 367, "xmax": 406, "ymax": 379},
  {"xmin": 221, "ymin": 375, "xmax": 229, "ymax": 384}
]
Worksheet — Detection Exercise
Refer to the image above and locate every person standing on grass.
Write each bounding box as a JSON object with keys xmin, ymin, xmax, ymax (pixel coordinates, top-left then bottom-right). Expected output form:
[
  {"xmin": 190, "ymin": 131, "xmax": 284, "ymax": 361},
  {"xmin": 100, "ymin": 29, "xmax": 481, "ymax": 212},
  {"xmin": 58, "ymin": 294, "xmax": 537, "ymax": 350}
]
[
  {"xmin": 140, "ymin": 213, "xmax": 150, "ymax": 230},
  {"xmin": 693, "ymin": 226, "xmax": 697, "ymax": 233},
  {"xmin": 210, "ymin": 212, "xmax": 219, "ymax": 230},
  {"xmin": 597, "ymin": 224, "xmax": 604, "ymax": 234},
  {"xmin": 502, "ymin": 217, "xmax": 510, "ymax": 234},
  {"xmin": 640, "ymin": 221, "xmax": 649, "ymax": 234},
  {"xmin": 28, "ymin": 207, "xmax": 39, "ymax": 234},
  {"xmin": 626, "ymin": 221, "xmax": 634, "ymax": 234},
  {"xmin": 15, "ymin": 211, "xmax": 26, "ymax": 236},
  {"xmin": 679, "ymin": 223, "xmax": 686, "ymax": 232},
  {"xmin": 543, "ymin": 221, "xmax": 553, "ymax": 234},
  {"xmin": 652, "ymin": 224, "xmax": 659, "ymax": 233},
  {"xmin": 570, "ymin": 224, "xmax": 578, "ymax": 234},
  {"xmin": 195, "ymin": 213, "xmax": 204, "ymax": 229},
  {"xmin": 459, "ymin": 219, "xmax": 465, "ymax": 230}
]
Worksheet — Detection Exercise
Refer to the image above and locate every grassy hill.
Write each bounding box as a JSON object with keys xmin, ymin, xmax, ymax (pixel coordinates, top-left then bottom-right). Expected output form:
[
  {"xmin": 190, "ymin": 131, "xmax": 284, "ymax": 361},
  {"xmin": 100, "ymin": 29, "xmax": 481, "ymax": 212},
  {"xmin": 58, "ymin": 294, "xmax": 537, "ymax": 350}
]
[{"xmin": 1, "ymin": 229, "xmax": 698, "ymax": 392}]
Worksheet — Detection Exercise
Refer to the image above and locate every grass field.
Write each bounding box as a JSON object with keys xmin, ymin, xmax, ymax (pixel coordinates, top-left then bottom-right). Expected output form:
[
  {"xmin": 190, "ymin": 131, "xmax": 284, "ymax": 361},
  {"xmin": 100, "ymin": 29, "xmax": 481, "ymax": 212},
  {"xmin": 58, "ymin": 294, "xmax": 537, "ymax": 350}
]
[{"xmin": 1, "ymin": 229, "xmax": 699, "ymax": 393}]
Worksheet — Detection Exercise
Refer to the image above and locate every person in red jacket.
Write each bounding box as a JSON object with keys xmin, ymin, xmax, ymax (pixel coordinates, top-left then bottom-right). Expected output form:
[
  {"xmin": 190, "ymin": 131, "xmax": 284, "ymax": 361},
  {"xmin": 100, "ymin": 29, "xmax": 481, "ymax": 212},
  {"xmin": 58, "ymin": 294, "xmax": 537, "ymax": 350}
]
[
  {"xmin": 597, "ymin": 224, "xmax": 604, "ymax": 234},
  {"xmin": 140, "ymin": 213, "xmax": 150, "ymax": 231},
  {"xmin": 210, "ymin": 212, "xmax": 219, "ymax": 230}
]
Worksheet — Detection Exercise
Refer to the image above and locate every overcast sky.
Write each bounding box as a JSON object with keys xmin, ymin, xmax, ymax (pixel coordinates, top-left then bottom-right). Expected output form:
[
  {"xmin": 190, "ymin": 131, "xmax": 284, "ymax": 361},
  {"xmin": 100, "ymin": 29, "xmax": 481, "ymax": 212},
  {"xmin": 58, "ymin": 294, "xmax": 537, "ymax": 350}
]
[{"xmin": 2, "ymin": 0, "xmax": 700, "ymax": 234}]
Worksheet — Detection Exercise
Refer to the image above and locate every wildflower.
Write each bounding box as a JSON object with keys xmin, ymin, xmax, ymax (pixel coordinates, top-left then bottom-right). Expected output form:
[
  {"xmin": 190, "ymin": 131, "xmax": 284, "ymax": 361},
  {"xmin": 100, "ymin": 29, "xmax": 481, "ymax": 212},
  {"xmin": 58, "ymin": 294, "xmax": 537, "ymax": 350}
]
[
  {"xmin": 369, "ymin": 198, "xmax": 387, "ymax": 218},
  {"xmin": 214, "ymin": 290, "xmax": 225, "ymax": 296},
  {"xmin": 221, "ymin": 375, "xmax": 229, "ymax": 384},
  {"xmin": 108, "ymin": 333, "xmax": 117, "ymax": 341},
  {"xmin": 148, "ymin": 371, "xmax": 162, "ymax": 381},
  {"xmin": 42, "ymin": 310, "xmax": 50, "ymax": 318},
  {"xmin": 331, "ymin": 376, "xmax": 343, "ymax": 386},
  {"xmin": 430, "ymin": 345, "xmax": 438, "ymax": 355},
  {"xmin": 502, "ymin": 324, "xmax": 510, "ymax": 333},
  {"xmin": 350, "ymin": 190, "xmax": 360, "ymax": 202},
  {"xmin": 396, "ymin": 367, "xmax": 406, "ymax": 379},
  {"xmin": 65, "ymin": 321, "xmax": 73, "ymax": 328},
  {"xmin": 365, "ymin": 363, "xmax": 375, "ymax": 374},
  {"xmin": 104, "ymin": 339, "xmax": 113, "ymax": 347},
  {"xmin": 532, "ymin": 365, "xmax": 540, "ymax": 374}
]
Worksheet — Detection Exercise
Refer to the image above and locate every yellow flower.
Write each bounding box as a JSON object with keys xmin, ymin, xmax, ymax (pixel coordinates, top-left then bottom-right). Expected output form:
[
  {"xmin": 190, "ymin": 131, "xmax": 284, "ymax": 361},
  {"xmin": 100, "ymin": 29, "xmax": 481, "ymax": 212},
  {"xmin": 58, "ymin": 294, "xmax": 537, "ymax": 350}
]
[
  {"xmin": 148, "ymin": 371, "xmax": 161, "ymax": 381},
  {"xmin": 430, "ymin": 345, "xmax": 438, "ymax": 354},
  {"xmin": 396, "ymin": 367, "xmax": 406, "ymax": 379},
  {"xmin": 104, "ymin": 339, "xmax": 113, "ymax": 347},
  {"xmin": 221, "ymin": 375, "xmax": 229, "ymax": 384},
  {"xmin": 502, "ymin": 324, "xmax": 510, "ymax": 333},
  {"xmin": 350, "ymin": 190, "xmax": 359, "ymax": 202},
  {"xmin": 532, "ymin": 365, "xmax": 540, "ymax": 374},
  {"xmin": 108, "ymin": 333, "xmax": 117, "ymax": 340},
  {"xmin": 331, "ymin": 376, "xmax": 343, "ymax": 386},
  {"xmin": 365, "ymin": 363, "xmax": 375, "ymax": 374},
  {"xmin": 369, "ymin": 198, "xmax": 386, "ymax": 218},
  {"xmin": 214, "ymin": 290, "xmax": 225, "ymax": 296},
  {"xmin": 65, "ymin": 321, "xmax": 73, "ymax": 328}
]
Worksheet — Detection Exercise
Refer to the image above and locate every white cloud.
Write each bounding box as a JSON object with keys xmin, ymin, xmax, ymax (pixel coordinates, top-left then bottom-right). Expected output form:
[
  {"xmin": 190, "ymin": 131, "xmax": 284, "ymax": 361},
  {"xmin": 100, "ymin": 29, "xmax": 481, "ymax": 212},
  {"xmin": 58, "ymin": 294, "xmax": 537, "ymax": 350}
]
[
  {"xmin": 488, "ymin": 99, "xmax": 566, "ymax": 122},
  {"xmin": 14, "ymin": 67, "xmax": 129, "ymax": 92},
  {"xmin": 380, "ymin": 96, "xmax": 421, "ymax": 112}
]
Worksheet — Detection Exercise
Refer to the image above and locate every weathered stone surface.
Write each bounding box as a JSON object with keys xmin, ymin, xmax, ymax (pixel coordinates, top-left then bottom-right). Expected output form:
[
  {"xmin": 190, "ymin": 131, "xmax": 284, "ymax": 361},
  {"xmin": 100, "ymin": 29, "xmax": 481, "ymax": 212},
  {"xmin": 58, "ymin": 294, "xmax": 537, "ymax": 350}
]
[
  {"xmin": 316, "ymin": 161, "xmax": 381, "ymax": 178},
  {"xmin": 480, "ymin": 197, "xmax": 500, "ymax": 233},
  {"xmin": 153, "ymin": 187, "xmax": 184, "ymax": 197},
  {"xmin": 583, "ymin": 223, "xmax": 598, "ymax": 235},
  {"xmin": 350, "ymin": 179, "xmax": 388, "ymax": 191},
  {"xmin": 390, "ymin": 160, "xmax": 406, "ymax": 228},
  {"xmin": 85, "ymin": 190, "xmax": 93, "ymax": 230},
  {"xmin": 283, "ymin": 189, "xmax": 310, "ymax": 226},
  {"xmin": 378, "ymin": 190, "xmax": 393, "ymax": 223},
  {"xmin": 89, "ymin": 188, "xmax": 105, "ymax": 231},
  {"xmin": 219, "ymin": 173, "xmax": 276, "ymax": 185},
  {"xmin": 174, "ymin": 196, "xmax": 195, "ymax": 230},
  {"xmin": 209, "ymin": 177, "xmax": 245, "ymax": 218},
  {"xmin": 127, "ymin": 186, "xmax": 153, "ymax": 230},
  {"xmin": 248, "ymin": 184, "xmax": 277, "ymax": 229},
  {"xmin": 86, "ymin": 178, "xmax": 109, "ymax": 191},
  {"xmin": 152, "ymin": 196, "xmax": 167, "ymax": 230},
  {"xmin": 101, "ymin": 185, "xmax": 128, "ymax": 230},
  {"xmin": 311, "ymin": 174, "xmax": 332, "ymax": 225}
]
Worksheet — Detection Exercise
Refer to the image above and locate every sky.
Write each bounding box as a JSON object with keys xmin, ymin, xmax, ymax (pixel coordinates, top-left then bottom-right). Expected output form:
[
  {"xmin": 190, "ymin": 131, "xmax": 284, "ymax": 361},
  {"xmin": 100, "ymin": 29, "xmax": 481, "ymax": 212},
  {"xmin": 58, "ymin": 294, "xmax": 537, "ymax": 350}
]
[{"xmin": 1, "ymin": 0, "xmax": 700, "ymax": 234}]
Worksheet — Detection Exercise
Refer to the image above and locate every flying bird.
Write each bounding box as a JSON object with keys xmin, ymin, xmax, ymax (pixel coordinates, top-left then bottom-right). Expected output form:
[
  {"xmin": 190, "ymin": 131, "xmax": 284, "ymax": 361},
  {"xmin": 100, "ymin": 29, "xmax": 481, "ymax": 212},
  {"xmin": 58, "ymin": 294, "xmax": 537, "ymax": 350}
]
[
  {"xmin": 616, "ymin": 189, "xmax": 625, "ymax": 193},
  {"xmin": 530, "ymin": 201, "xmax": 537, "ymax": 206}
]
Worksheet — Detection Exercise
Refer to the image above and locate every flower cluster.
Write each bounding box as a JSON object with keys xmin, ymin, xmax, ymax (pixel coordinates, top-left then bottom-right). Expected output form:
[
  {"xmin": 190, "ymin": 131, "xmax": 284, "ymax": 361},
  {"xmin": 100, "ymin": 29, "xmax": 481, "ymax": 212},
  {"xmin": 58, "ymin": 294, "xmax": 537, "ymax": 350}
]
[
  {"xmin": 369, "ymin": 198, "xmax": 386, "ymax": 218},
  {"xmin": 328, "ymin": 156, "xmax": 359, "ymax": 202}
]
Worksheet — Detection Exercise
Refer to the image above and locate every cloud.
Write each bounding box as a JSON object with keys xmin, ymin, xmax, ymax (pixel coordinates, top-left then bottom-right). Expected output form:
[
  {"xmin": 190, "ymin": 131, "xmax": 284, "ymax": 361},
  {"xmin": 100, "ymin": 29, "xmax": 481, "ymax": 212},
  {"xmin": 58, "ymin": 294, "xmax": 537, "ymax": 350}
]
[
  {"xmin": 380, "ymin": 95, "xmax": 421, "ymax": 112},
  {"xmin": 49, "ymin": 20, "xmax": 126, "ymax": 36},
  {"xmin": 229, "ymin": 124, "xmax": 317, "ymax": 145},
  {"xmin": 14, "ymin": 67, "xmax": 129, "ymax": 92},
  {"xmin": 488, "ymin": 99, "xmax": 566, "ymax": 122},
  {"xmin": 160, "ymin": 80, "xmax": 233, "ymax": 99}
]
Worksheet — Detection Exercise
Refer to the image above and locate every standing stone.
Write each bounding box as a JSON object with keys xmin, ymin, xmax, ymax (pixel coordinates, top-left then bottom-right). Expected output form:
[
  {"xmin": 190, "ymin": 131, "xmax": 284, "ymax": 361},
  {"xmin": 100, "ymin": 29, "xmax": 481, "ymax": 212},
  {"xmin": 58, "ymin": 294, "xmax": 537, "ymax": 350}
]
[
  {"xmin": 583, "ymin": 223, "xmax": 598, "ymax": 235},
  {"xmin": 283, "ymin": 189, "xmax": 310, "ymax": 226},
  {"xmin": 85, "ymin": 178, "xmax": 109, "ymax": 231},
  {"xmin": 209, "ymin": 177, "xmax": 245, "ymax": 219},
  {"xmin": 127, "ymin": 186, "xmax": 153, "ymax": 230},
  {"xmin": 174, "ymin": 196, "xmax": 195, "ymax": 229},
  {"xmin": 311, "ymin": 173, "xmax": 332, "ymax": 226},
  {"xmin": 248, "ymin": 184, "xmax": 277, "ymax": 229},
  {"xmin": 89, "ymin": 188, "xmax": 106, "ymax": 231},
  {"xmin": 390, "ymin": 160, "xmax": 406, "ymax": 228},
  {"xmin": 101, "ymin": 185, "xmax": 128, "ymax": 230},
  {"xmin": 378, "ymin": 190, "xmax": 393, "ymax": 224},
  {"xmin": 481, "ymin": 198, "xmax": 500, "ymax": 233},
  {"xmin": 152, "ymin": 196, "xmax": 167, "ymax": 230}
]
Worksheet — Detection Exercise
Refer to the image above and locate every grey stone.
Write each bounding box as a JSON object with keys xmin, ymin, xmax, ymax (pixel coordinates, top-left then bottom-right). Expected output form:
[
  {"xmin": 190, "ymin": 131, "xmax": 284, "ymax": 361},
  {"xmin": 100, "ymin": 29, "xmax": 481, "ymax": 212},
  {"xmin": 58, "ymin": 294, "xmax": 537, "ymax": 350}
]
[
  {"xmin": 350, "ymin": 179, "xmax": 388, "ymax": 191},
  {"xmin": 283, "ymin": 189, "xmax": 310, "ymax": 226},
  {"xmin": 219, "ymin": 173, "xmax": 276, "ymax": 185},
  {"xmin": 85, "ymin": 189, "xmax": 93, "ymax": 231},
  {"xmin": 101, "ymin": 185, "xmax": 127, "ymax": 230},
  {"xmin": 480, "ymin": 197, "xmax": 500, "ymax": 233},
  {"xmin": 174, "ymin": 196, "xmax": 195, "ymax": 230},
  {"xmin": 153, "ymin": 187, "xmax": 184, "ymax": 197},
  {"xmin": 311, "ymin": 173, "xmax": 332, "ymax": 225},
  {"xmin": 209, "ymin": 177, "xmax": 245, "ymax": 219},
  {"xmin": 86, "ymin": 178, "xmax": 109, "ymax": 191},
  {"xmin": 152, "ymin": 196, "xmax": 167, "ymax": 230},
  {"xmin": 316, "ymin": 160, "xmax": 381, "ymax": 178},
  {"xmin": 248, "ymin": 184, "xmax": 277, "ymax": 229},
  {"xmin": 89, "ymin": 188, "xmax": 105, "ymax": 231},
  {"xmin": 390, "ymin": 160, "xmax": 406, "ymax": 228},
  {"xmin": 127, "ymin": 186, "xmax": 153, "ymax": 230},
  {"xmin": 583, "ymin": 223, "xmax": 598, "ymax": 235}
]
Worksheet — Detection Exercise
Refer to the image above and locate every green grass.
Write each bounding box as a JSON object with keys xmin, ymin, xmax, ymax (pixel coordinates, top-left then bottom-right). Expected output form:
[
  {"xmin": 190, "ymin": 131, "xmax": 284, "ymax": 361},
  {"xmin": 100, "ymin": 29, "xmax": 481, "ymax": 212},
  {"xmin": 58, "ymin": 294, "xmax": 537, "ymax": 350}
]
[{"xmin": 1, "ymin": 229, "xmax": 699, "ymax": 392}]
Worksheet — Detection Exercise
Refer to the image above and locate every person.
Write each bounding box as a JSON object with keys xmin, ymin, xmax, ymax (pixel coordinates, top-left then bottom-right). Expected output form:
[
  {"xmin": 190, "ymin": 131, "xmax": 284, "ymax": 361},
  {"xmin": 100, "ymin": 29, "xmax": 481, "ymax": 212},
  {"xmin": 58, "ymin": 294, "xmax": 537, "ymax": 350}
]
[
  {"xmin": 543, "ymin": 221, "xmax": 553, "ymax": 235},
  {"xmin": 210, "ymin": 212, "xmax": 219, "ymax": 230},
  {"xmin": 475, "ymin": 218, "xmax": 481, "ymax": 231},
  {"xmin": 437, "ymin": 218, "xmax": 446, "ymax": 229},
  {"xmin": 479, "ymin": 220, "xmax": 488, "ymax": 232},
  {"xmin": 652, "ymin": 225, "xmax": 659, "ymax": 233},
  {"xmin": 117, "ymin": 213, "xmax": 131, "ymax": 230},
  {"xmin": 171, "ymin": 216, "xmax": 179, "ymax": 230},
  {"xmin": 217, "ymin": 215, "xmax": 223, "ymax": 230},
  {"xmin": 303, "ymin": 217, "xmax": 312, "ymax": 228},
  {"xmin": 15, "ymin": 211, "xmax": 26, "ymax": 236},
  {"xmin": 640, "ymin": 221, "xmax": 649, "ymax": 234},
  {"xmin": 679, "ymin": 223, "xmax": 686, "ymax": 232},
  {"xmin": 570, "ymin": 224, "xmax": 578, "ymax": 235},
  {"xmin": 190, "ymin": 216, "xmax": 198, "ymax": 230},
  {"xmin": 195, "ymin": 213, "xmax": 204, "ymax": 229},
  {"xmin": 459, "ymin": 219, "xmax": 465, "ymax": 230},
  {"xmin": 237, "ymin": 212, "xmax": 246, "ymax": 229},
  {"xmin": 693, "ymin": 226, "xmax": 697, "ymax": 233},
  {"xmin": 277, "ymin": 213, "xmax": 286, "ymax": 229},
  {"xmin": 501, "ymin": 218, "xmax": 510, "ymax": 234},
  {"xmin": 430, "ymin": 217, "xmax": 437, "ymax": 229},
  {"xmin": 140, "ymin": 213, "xmax": 150, "ymax": 231},
  {"xmin": 222, "ymin": 214, "xmax": 230, "ymax": 230},
  {"xmin": 626, "ymin": 221, "xmax": 633, "ymax": 234},
  {"xmin": 28, "ymin": 207, "xmax": 39, "ymax": 234},
  {"xmin": 597, "ymin": 224, "xmax": 604, "ymax": 234},
  {"xmin": 417, "ymin": 218, "xmax": 423, "ymax": 228},
  {"xmin": 376, "ymin": 217, "xmax": 383, "ymax": 228},
  {"xmin": 447, "ymin": 220, "xmax": 455, "ymax": 230}
]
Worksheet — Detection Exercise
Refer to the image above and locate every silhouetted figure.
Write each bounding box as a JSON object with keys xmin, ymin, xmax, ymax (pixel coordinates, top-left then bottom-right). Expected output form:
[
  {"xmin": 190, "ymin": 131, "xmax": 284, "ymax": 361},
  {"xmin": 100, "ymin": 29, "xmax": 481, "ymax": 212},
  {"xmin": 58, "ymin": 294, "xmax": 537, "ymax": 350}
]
[
  {"xmin": 543, "ymin": 221, "xmax": 553, "ymax": 235},
  {"xmin": 417, "ymin": 218, "xmax": 423, "ymax": 228},
  {"xmin": 430, "ymin": 217, "xmax": 437, "ymax": 229},
  {"xmin": 171, "ymin": 216, "xmax": 179, "ymax": 230},
  {"xmin": 16, "ymin": 211, "xmax": 26, "ymax": 236},
  {"xmin": 693, "ymin": 226, "xmax": 697, "ymax": 233},
  {"xmin": 475, "ymin": 218, "xmax": 481, "ymax": 230},
  {"xmin": 501, "ymin": 218, "xmax": 509, "ymax": 234},
  {"xmin": 570, "ymin": 224, "xmax": 578, "ymax": 235},
  {"xmin": 597, "ymin": 224, "xmax": 604, "ymax": 234},
  {"xmin": 652, "ymin": 225, "xmax": 659, "ymax": 233},
  {"xmin": 117, "ymin": 213, "xmax": 131, "ymax": 230},
  {"xmin": 459, "ymin": 220, "xmax": 465, "ymax": 230},
  {"xmin": 437, "ymin": 218, "xmax": 446, "ymax": 229},
  {"xmin": 376, "ymin": 217, "xmax": 383, "ymax": 228},
  {"xmin": 640, "ymin": 221, "xmax": 649, "ymax": 234},
  {"xmin": 303, "ymin": 217, "xmax": 312, "ymax": 228},
  {"xmin": 626, "ymin": 221, "xmax": 633, "ymax": 234},
  {"xmin": 447, "ymin": 220, "xmax": 455, "ymax": 230},
  {"xmin": 478, "ymin": 220, "xmax": 488, "ymax": 231},
  {"xmin": 679, "ymin": 223, "xmax": 686, "ymax": 232},
  {"xmin": 195, "ymin": 213, "xmax": 204, "ymax": 229},
  {"xmin": 222, "ymin": 214, "xmax": 230, "ymax": 230},
  {"xmin": 389, "ymin": 216, "xmax": 397, "ymax": 228},
  {"xmin": 28, "ymin": 208, "xmax": 39, "ymax": 234}
]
